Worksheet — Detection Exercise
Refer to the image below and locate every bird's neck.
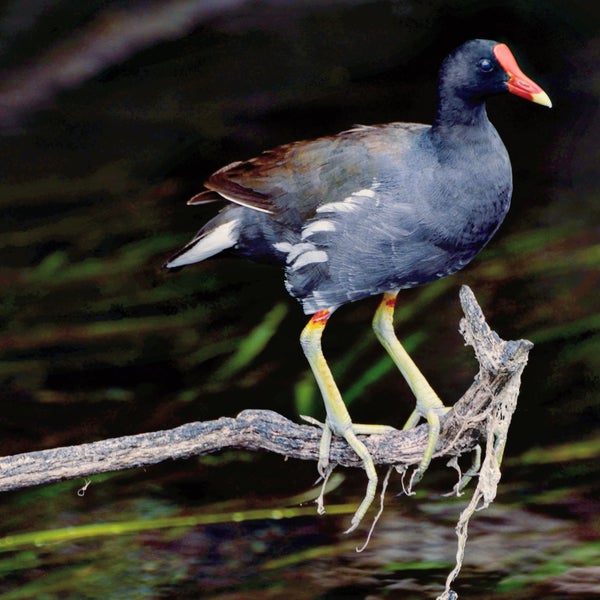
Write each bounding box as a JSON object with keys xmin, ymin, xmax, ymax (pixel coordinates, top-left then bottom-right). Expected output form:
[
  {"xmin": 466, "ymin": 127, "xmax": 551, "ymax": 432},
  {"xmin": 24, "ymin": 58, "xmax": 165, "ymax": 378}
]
[
  {"xmin": 429, "ymin": 95, "xmax": 501, "ymax": 165},
  {"xmin": 431, "ymin": 92, "xmax": 490, "ymax": 135}
]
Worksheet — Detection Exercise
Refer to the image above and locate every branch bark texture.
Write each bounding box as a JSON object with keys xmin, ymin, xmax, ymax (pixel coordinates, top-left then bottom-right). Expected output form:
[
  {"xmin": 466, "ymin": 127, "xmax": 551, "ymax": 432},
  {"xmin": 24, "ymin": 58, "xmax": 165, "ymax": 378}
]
[{"xmin": 0, "ymin": 285, "xmax": 532, "ymax": 494}]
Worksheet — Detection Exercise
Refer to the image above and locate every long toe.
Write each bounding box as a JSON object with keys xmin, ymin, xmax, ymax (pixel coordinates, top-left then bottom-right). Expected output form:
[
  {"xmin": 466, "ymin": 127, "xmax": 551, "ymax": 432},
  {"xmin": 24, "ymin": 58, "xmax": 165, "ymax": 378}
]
[
  {"xmin": 408, "ymin": 406, "xmax": 448, "ymax": 491},
  {"xmin": 340, "ymin": 428, "xmax": 379, "ymax": 532}
]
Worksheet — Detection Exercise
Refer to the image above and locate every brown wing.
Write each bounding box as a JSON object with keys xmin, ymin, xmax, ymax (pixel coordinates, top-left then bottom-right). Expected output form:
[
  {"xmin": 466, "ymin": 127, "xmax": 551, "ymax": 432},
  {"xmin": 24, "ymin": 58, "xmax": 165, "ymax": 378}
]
[
  {"xmin": 204, "ymin": 159, "xmax": 275, "ymax": 213},
  {"xmin": 203, "ymin": 144, "xmax": 307, "ymax": 214},
  {"xmin": 194, "ymin": 122, "xmax": 427, "ymax": 219}
]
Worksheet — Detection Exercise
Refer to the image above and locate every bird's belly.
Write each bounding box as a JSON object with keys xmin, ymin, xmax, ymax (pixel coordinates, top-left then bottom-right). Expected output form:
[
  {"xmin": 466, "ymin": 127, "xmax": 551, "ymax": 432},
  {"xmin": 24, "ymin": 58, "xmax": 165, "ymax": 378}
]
[{"xmin": 399, "ymin": 198, "xmax": 508, "ymax": 283}]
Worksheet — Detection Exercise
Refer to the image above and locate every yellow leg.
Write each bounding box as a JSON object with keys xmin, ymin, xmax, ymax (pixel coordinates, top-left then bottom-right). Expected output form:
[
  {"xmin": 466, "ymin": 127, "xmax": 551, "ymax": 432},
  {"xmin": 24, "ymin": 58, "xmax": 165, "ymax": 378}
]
[
  {"xmin": 300, "ymin": 309, "xmax": 392, "ymax": 533},
  {"xmin": 372, "ymin": 292, "xmax": 450, "ymax": 483}
]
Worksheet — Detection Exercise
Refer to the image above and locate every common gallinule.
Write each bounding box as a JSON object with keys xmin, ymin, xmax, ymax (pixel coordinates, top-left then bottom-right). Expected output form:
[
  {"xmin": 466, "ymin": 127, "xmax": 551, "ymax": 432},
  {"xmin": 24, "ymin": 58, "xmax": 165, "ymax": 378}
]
[{"xmin": 166, "ymin": 39, "xmax": 551, "ymax": 532}]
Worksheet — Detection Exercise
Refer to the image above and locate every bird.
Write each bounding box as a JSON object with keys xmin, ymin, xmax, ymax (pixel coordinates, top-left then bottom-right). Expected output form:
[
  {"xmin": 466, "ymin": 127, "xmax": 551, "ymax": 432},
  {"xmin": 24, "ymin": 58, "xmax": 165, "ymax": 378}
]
[{"xmin": 165, "ymin": 39, "xmax": 551, "ymax": 533}]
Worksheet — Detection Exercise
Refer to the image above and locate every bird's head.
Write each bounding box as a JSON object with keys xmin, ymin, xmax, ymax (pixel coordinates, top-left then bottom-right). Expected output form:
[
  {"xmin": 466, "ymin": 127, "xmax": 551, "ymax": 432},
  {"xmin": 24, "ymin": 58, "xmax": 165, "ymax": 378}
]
[{"xmin": 439, "ymin": 39, "xmax": 552, "ymax": 108}]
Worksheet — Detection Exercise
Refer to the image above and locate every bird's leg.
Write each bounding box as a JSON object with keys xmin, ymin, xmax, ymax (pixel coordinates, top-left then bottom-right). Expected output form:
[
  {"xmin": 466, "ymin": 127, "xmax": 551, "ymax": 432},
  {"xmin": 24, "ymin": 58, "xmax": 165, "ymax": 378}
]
[
  {"xmin": 372, "ymin": 292, "xmax": 450, "ymax": 485},
  {"xmin": 300, "ymin": 309, "xmax": 391, "ymax": 533}
]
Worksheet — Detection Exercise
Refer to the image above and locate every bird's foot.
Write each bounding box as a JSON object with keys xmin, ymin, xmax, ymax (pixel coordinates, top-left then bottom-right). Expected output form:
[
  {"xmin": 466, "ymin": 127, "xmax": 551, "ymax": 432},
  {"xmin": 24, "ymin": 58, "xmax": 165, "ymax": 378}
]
[
  {"xmin": 402, "ymin": 400, "xmax": 451, "ymax": 493},
  {"xmin": 337, "ymin": 423, "xmax": 395, "ymax": 534},
  {"xmin": 315, "ymin": 463, "xmax": 335, "ymax": 515},
  {"xmin": 300, "ymin": 414, "xmax": 333, "ymax": 482},
  {"xmin": 301, "ymin": 414, "xmax": 396, "ymax": 532}
]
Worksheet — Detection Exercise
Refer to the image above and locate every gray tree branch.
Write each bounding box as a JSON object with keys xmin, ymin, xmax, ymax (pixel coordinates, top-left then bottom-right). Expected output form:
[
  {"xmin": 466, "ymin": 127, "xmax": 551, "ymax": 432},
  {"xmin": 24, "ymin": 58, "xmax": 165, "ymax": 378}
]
[{"xmin": 0, "ymin": 285, "xmax": 532, "ymax": 494}]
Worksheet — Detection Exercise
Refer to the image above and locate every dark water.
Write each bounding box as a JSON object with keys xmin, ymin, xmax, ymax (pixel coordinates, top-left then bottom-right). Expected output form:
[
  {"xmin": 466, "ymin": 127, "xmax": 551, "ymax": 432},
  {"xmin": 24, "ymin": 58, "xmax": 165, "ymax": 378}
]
[{"xmin": 0, "ymin": 1, "xmax": 598, "ymax": 598}]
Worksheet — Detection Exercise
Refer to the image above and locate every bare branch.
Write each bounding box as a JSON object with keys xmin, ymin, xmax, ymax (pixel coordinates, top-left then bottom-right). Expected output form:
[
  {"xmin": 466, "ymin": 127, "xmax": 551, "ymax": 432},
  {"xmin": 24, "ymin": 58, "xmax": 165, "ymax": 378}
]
[{"xmin": 0, "ymin": 285, "xmax": 532, "ymax": 494}]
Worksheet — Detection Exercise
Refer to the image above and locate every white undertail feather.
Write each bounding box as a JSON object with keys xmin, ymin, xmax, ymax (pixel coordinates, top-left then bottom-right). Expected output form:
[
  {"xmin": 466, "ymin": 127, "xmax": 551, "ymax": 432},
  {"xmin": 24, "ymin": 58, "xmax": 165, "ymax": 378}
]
[{"xmin": 166, "ymin": 219, "xmax": 239, "ymax": 268}]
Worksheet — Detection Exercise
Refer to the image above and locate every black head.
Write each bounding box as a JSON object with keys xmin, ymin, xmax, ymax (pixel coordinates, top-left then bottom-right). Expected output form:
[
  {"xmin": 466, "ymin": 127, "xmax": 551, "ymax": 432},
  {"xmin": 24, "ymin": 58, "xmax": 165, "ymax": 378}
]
[{"xmin": 438, "ymin": 39, "xmax": 551, "ymax": 108}]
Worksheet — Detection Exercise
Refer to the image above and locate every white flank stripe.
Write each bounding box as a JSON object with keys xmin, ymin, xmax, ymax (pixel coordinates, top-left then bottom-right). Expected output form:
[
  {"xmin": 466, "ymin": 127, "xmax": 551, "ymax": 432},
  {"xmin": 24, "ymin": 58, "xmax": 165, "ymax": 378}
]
[
  {"xmin": 316, "ymin": 186, "xmax": 379, "ymax": 214},
  {"xmin": 301, "ymin": 220, "xmax": 336, "ymax": 239},
  {"xmin": 287, "ymin": 242, "xmax": 317, "ymax": 263},
  {"xmin": 291, "ymin": 250, "xmax": 328, "ymax": 270},
  {"xmin": 166, "ymin": 219, "xmax": 239, "ymax": 268},
  {"xmin": 273, "ymin": 241, "xmax": 293, "ymax": 254},
  {"xmin": 352, "ymin": 188, "xmax": 377, "ymax": 198},
  {"xmin": 316, "ymin": 198, "xmax": 360, "ymax": 214}
]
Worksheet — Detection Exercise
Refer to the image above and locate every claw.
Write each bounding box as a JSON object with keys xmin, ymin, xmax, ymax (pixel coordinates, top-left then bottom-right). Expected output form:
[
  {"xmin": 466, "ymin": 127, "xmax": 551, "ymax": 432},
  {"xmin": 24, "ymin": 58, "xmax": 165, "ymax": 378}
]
[{"xmin": 315, "ymin": 463, "xmax": 335, "ymax": 515}]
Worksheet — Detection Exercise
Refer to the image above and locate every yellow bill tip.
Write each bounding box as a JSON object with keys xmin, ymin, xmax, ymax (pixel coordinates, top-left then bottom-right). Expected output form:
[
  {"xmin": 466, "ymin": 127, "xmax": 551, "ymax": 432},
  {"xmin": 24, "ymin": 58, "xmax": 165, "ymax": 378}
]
[{"xmin": 531, "ymin": 89, "xmax": 552, "ymax": 108}]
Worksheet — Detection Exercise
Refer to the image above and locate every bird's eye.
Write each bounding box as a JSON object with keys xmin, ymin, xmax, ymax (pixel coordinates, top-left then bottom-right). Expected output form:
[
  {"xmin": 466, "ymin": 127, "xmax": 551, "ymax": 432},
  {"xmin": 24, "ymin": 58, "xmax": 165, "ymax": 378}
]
[{"xmin": 478, "ymin": 58, "xmax": 494, "ymax": 73}]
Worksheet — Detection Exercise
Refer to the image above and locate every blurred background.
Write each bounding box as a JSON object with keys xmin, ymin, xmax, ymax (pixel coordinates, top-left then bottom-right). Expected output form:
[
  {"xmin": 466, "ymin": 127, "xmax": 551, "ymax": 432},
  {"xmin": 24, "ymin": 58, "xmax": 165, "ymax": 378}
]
[{"xmin": 0, "ymin": 1, "xmax": 598, "ymax": 598}]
